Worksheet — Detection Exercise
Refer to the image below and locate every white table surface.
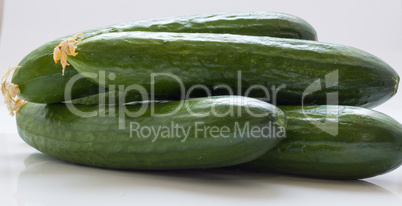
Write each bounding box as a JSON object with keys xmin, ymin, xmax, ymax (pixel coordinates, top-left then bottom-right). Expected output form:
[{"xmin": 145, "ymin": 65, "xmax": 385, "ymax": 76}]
[
  {"xmin": 2, "ymin": 133, "xmax": 402, "ymax": 206},
  {"xmin": 1, "ymin": 0, "xmax": 402, "ymax": 205}
]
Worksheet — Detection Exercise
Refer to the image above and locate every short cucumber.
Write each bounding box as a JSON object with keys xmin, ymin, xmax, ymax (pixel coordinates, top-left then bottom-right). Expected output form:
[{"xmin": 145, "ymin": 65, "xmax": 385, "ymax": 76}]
[
  {"xmin": 16, "ymin": 96, "xmax": 286, "ymax": 169},
  {"xmin": 242, "ymin": 105, "xmax": 402, "ymax": 179},
  {"xmin": 68, "ymin": 31, "xmax": 399, "ymax": 108},
  {"xmin": 12, "ymin": 12, "xmax": 317, "ymax": 103}
]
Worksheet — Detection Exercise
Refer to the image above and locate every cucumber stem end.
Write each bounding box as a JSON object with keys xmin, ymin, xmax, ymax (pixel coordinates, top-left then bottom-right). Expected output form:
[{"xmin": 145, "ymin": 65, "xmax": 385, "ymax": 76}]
[
  {"xmin": 1, "ymin": 66, "xmax": 26, "ymax": 116},
  {"xmin": 53, "ymin": 33, "xmax": 84, "ymax": 76}
]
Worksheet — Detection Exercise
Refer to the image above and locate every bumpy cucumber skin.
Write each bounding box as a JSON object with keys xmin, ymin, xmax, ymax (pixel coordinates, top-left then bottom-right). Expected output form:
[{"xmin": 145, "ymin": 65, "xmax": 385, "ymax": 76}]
[
  {"xmin": 12, "ymin": 12, "xmax": 317, "ymax": 103},
  {"xmin": 69, "ymin": 32, "xmax": 399, "ymax": 108},
  {"xmin": 16, "ymin": 96, "xmax": 286, "ymax": 169},
  {"xmin": 242, "ymin": 105, "xmax": 402, "ymax": 180}
]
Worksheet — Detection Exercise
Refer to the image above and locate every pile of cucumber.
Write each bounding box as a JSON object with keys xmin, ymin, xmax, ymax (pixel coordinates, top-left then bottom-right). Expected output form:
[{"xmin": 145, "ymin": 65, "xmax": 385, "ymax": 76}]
[{"xmin": 4, "ymin": 12, "xmax": 402, "ymax": 180}]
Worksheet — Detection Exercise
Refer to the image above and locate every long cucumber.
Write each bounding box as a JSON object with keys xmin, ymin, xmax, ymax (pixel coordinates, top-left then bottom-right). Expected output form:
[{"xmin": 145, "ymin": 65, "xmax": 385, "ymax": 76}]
[
  {"xmin": 67, "ymin": 31, "xmax": 398, "ymax": 108},
  {"xmin": 12, "ymin": 12, "xmax": 317, "ymax": 104},
  {"xmin": 16, "ymin": 96, "xmax": 286, "ymax": 169}
]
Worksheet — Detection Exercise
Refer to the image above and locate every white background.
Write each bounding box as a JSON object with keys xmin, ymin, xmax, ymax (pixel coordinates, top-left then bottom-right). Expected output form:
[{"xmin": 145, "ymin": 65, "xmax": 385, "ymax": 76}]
[{"xmin": 0, "ymin": 0, "xmax": 402, "ymax": 206}]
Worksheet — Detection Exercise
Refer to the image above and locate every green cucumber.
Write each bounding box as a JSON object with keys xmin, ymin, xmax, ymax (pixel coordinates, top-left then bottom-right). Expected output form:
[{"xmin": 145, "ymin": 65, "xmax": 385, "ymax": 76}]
[
  {"xmin": 16, "ymin": 96, "xmax": 286, "ymax": 169},
  {"xmin": 242, "ymin": 105, "xmax": 402, "ymax": 179},
  {"xmin": 12, "ymin": 12, "xmax": 317, "ymax": 103},
  {"xmin": 68, "ymin": 31, "xmax": 399, "ymax": 108}
]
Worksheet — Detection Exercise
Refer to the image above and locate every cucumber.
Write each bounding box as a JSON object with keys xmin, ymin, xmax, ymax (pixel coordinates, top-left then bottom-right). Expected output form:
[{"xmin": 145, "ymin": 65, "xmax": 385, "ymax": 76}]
[
  {"xmin": 16, "ymin": 96, "xmax": 286, "ymax": 169},
  {"xmin": 242, "ymin": 105, "xmax": 402, "ymax": 179},
  {"xmin": 12, "ymin": 12, "xmax": 317, "ymax": 103},
  {"xmin": 68, "ymin": 31, "xmax": 399, "ymax": 108}
]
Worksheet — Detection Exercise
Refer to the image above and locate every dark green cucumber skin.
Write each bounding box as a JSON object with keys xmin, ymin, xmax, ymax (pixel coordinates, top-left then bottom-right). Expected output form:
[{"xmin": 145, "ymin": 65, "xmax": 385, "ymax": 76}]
[
  {"xmin": 242, "ymin": 105, "xmax": 402, "ymax": 180},
  {"xmin": 12, "ymin": 12, "xmax": 317, "ymax": 103},
  {"xmin": 16, "ymin": 96, "xmax": 286, "ymax": 169},
  {"xmin": 69, "ymin": 32, "xmax": 399, "ymax": 108}
]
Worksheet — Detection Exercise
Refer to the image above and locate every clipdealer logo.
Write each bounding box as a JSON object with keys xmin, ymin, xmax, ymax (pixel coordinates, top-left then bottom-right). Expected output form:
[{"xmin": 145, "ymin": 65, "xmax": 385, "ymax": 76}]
[{"xmin": 63, "ymin": 70, "xmax": 339, "ymax": 136}]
